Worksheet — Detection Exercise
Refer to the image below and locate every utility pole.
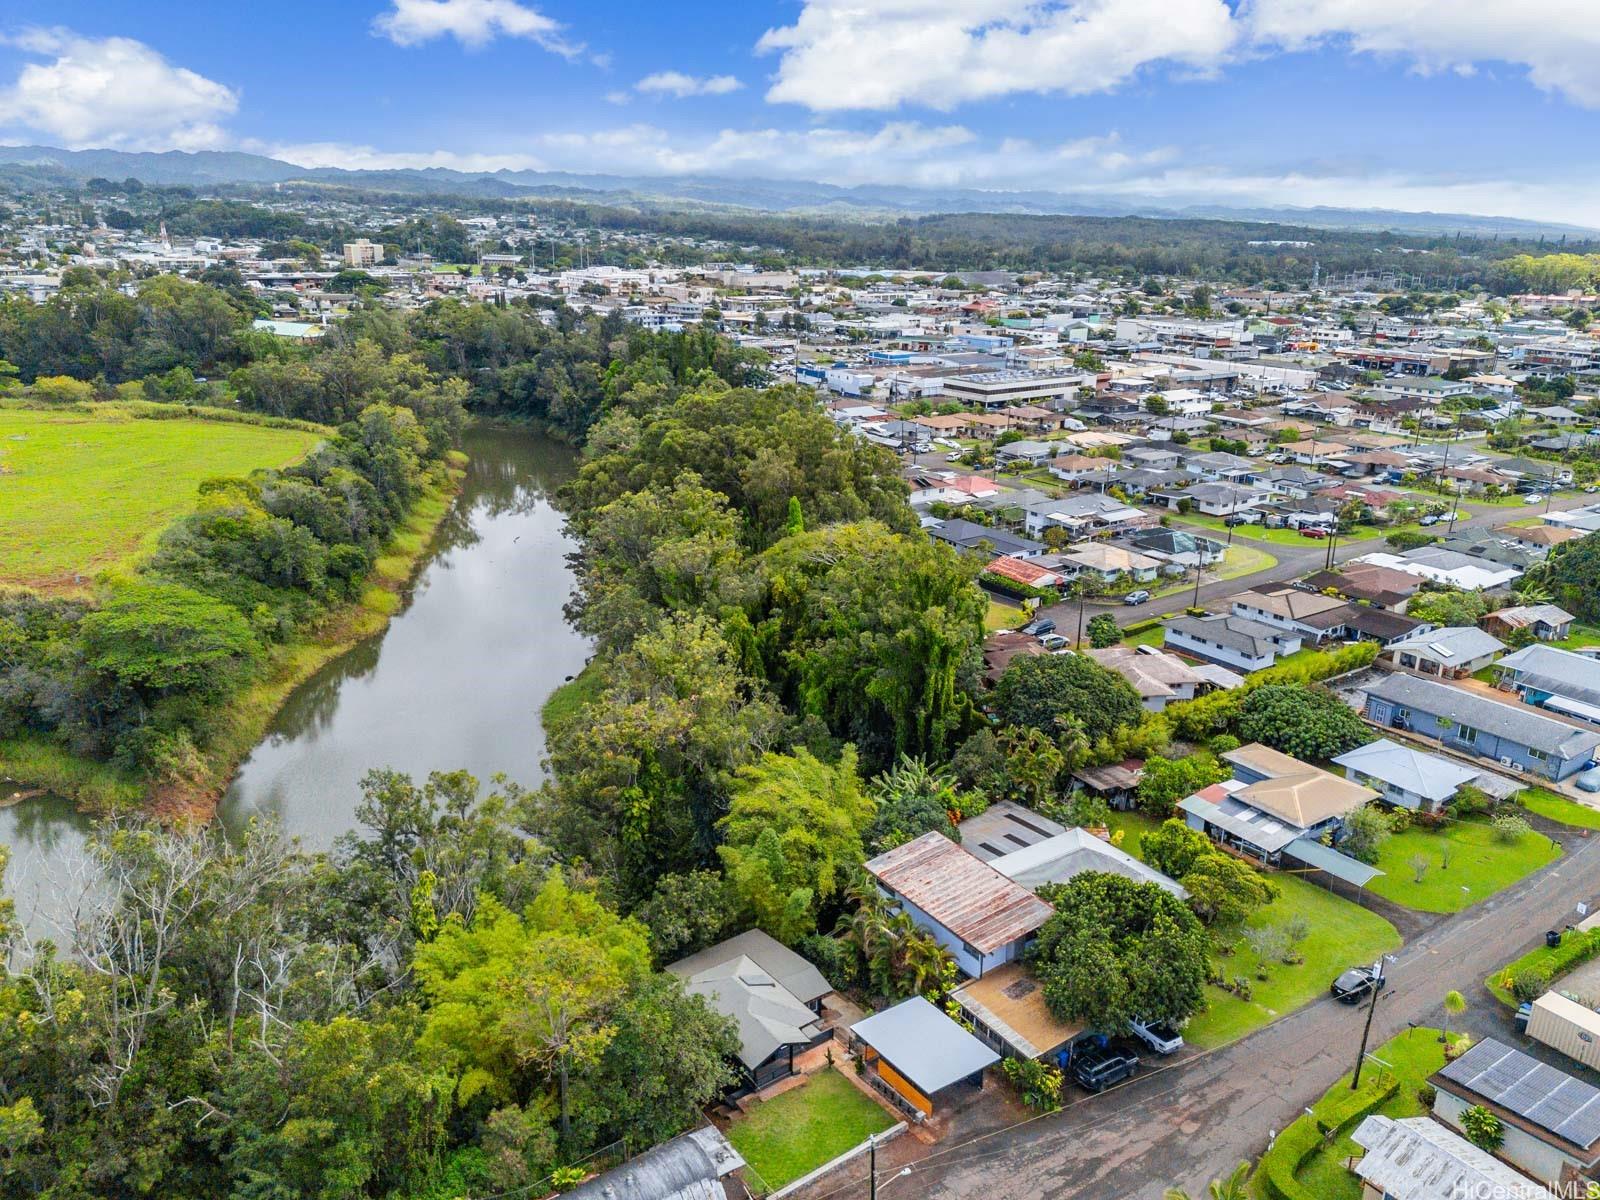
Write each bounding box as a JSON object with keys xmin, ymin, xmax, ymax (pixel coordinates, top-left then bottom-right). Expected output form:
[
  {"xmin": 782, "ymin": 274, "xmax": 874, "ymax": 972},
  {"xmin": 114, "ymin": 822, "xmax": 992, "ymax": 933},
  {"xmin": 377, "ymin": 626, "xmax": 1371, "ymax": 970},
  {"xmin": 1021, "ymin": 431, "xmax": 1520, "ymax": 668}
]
[
  {"xmin": 1351, "ymin": 957, "xmax": 1392, "ymax": 1089},
  {"xmin": 869, "ymin": 1133, "xmax": 877, "ymax": 1200}
]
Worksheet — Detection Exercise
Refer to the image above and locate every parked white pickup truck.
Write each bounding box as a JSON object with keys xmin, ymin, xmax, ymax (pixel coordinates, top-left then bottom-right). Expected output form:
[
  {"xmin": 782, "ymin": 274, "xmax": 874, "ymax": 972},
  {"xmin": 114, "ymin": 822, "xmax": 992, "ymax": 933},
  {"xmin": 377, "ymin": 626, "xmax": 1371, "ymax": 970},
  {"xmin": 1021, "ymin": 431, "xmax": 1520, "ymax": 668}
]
[{"xmin": 1130, "ymin": 1018, "xmax": 1184, "ymax": 1056}]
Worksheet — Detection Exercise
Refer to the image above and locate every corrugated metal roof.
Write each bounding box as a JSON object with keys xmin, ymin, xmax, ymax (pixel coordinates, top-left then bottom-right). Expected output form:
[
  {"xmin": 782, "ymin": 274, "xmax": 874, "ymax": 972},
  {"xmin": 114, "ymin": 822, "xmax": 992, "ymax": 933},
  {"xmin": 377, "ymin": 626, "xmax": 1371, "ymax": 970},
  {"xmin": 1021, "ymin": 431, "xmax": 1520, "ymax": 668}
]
[
  {"xmin": 1283, "ymin": 837, "xmax": 1385, "ymax": 887},
  {"xmin": 865, "ymin": 832, "xmax": 1054, "ymax": 954}
]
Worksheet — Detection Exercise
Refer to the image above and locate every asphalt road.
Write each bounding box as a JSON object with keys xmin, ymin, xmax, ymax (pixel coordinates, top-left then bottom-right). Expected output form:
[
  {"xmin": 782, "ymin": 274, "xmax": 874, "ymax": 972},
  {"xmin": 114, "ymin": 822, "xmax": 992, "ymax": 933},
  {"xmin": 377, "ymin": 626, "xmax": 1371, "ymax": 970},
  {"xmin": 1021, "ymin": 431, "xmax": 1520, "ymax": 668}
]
[{"xmin": 868, "ymin": 828, "xmax": 1600, "ymax": 1200}]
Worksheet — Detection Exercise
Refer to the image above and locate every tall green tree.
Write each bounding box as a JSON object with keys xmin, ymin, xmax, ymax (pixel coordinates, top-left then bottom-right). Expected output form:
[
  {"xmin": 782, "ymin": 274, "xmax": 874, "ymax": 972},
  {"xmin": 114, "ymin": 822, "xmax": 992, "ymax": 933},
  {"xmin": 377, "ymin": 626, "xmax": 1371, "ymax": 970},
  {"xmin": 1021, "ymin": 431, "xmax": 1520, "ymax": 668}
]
[
  {"xmin": 717, "ymin": 747, "xmax": 875, "ymax": 944},
  {"xmin": 992, "ymin": 652, "xmax": 1143, "ymax": 744}
]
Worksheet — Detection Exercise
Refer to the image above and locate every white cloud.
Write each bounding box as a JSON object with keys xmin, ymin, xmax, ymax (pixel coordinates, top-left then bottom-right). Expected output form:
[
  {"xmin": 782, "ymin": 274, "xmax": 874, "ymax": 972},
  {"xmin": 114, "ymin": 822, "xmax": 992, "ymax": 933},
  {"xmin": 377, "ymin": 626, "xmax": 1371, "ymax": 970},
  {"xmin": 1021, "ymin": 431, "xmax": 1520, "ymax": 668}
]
[
  {"xmin": 1243, "ymin": 0, "xmax": 1600, "ymax": 108},
  {"xmin": 757, "ymin": 0, "xmax": 1238, "ymax": 111},
  {"xmin": 373, "ymin": 0, "xmax": 577, "ymax": 54},
  {"xmin": 0, "ymin": 29, "xmax": 237, "ymax": 150},
  {"xmin": 635, "ymin": 71, "xmax": 744, "ymax": 99}
]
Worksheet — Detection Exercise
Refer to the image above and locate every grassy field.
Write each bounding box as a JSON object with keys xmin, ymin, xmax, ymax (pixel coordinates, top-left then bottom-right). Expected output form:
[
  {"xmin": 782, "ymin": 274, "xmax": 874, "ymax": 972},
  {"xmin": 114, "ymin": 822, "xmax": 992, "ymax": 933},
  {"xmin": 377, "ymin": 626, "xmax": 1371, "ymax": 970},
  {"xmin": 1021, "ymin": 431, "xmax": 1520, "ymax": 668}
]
[
  {"xmin": 0, "ymin": 458, "xmax": 463, "ymax": 814},
  {"xmin": 540, "ymin": 663, "xmax": 603, "ymax": 738},
  {"xmin": 1551, "ymin": 624, "xmax": 1600, "ymax": 652},
  {"xmin": 726, "ymin": 1069, "xmax": 894, "ymax": 1194},
  {"xmin": 1187, "ymin": 873, "xmax": 1401, "ymax": 1049},
  {"xmin": 985, "ymin": 598, "xmax": 1024, "ymax": 632},
  {"xmin": 1260, "ymin": 1027, "xmax": 1452, "ymax": 1200},
  {"xmin": 0, "ymin": 407, "xmax": 323, "ymax": 591},
  {"xmin": 1485, "ymin": 928, "xmax": 1600, "ymax": 1007},
  {"xmin": 1518, "ymin": 786, "xmax": 1600, "ymax": 830},
  {"xmin": 1364, "ymin": 817, "xmax": 1561, "ymax": 913}
]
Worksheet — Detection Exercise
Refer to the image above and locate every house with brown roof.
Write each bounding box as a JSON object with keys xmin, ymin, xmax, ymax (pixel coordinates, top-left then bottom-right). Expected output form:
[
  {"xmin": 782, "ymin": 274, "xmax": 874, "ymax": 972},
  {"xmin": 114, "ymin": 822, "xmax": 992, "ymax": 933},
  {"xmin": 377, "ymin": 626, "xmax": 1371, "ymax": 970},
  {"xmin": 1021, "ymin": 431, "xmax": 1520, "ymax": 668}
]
[
  {"xmin": 1298, "ymin": 562, "xmax": 1424, "ymax": 610},
  {"xmin": 982, "ymin": 630, "xmax": 1045, "ymax": 686},
  {"xmin": 864, "ymin": 831, "xmax": 1055, "ymax": 979},
  {"xmin": 1178, "ymin": 743, "xmax": 1381, "ymax": 870}
]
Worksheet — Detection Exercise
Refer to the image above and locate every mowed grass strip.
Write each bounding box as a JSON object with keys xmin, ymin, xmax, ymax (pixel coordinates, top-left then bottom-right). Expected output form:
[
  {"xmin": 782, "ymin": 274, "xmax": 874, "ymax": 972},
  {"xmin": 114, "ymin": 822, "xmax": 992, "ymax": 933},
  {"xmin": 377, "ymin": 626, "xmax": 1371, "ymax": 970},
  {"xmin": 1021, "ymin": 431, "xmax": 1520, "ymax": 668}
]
[
  {"xmin": 1365, "ymin": 817, "xmax": 1561, "ymax": 913},
  {"xmin": 0, "ymin": 408, "xmax": 322, "ymax": 590},
  {"xmin": 725, "ymin": 1068, "xmax": 894, "ymax": 1194},
  {"xmin": 1186, "ymin": 872, "xmax": 1400, "ymax": 1049}
]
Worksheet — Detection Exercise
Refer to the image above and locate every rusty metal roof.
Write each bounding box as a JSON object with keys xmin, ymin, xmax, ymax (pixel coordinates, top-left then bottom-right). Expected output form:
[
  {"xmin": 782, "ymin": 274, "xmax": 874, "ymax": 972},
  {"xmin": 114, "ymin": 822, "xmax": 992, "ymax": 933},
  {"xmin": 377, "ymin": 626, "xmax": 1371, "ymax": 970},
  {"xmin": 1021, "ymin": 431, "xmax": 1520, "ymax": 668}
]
[{"xmin": 865, "ymin": 831, "xmax": 1054, "ymax": 954}]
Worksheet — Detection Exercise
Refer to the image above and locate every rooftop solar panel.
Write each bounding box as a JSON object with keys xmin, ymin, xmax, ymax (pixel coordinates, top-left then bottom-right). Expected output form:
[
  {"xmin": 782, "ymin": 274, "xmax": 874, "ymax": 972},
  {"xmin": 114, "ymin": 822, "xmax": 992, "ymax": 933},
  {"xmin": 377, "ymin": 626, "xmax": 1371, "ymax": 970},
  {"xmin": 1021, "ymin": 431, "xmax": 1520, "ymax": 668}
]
[{"xmin": 1441, "ymin": 1039, "xmax": 1600, "ymax": 1148}]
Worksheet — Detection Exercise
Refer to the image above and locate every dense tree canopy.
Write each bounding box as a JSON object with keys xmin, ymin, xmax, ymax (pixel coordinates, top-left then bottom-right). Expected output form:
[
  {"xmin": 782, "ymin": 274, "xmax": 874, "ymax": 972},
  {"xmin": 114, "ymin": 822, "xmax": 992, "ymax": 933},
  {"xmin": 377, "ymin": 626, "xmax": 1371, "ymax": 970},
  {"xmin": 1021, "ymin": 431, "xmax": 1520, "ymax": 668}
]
[
  {"xmin": 992, "ymin": 652, "xmax": 1144, "ymax": 744},
  {"xmin": 1030, "ymin": 873, "xmax": 1211, "ymax": 1033},
  {"xmin": 1236, "ymin": 685, "xmax": 1372, "ymax": 761}
]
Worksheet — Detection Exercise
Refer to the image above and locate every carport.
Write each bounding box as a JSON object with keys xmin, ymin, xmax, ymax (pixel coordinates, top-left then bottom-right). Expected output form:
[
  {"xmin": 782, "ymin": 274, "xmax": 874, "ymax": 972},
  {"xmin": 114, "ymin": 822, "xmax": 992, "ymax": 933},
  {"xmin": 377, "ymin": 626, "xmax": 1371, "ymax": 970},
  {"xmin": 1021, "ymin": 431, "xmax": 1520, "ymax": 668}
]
[{"xmin": 1284, "ymin": 836, "xmax": 1385, "ymax": 899}]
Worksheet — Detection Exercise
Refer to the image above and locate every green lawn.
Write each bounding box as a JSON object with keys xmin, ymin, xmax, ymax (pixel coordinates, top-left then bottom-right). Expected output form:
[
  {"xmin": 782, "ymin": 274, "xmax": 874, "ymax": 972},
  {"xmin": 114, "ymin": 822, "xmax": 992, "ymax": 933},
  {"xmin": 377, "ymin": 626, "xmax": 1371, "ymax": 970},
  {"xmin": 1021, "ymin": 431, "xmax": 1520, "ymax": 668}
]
[
  {"xmin": 985, "ymin": 598, "xmax": 1023, "ymax": 632},
  {"xmin": 1269, "ymin": 1027, "xmax": 1452, "ymax": 1200},
  {"xmin": 725, "ymin": 1069, "xmax": 894, "ymax": 1194},
  {"xmin": 1121, "ymin": 623, "xmax": 1168, "ymax": 649},
  {"xmin": 1187, "ymin": 873, "xmax": 1401, "ymax": 1049},
  {"xmin": 1551, "ymin": 624, "xmax": 1600, "ymax": 652},
  {"xmin": 1485, "ymin": 928, "xmax": 1600, "ymax": 1007},
  {"xmin": 1365, "ymin": 818, "xmax": 1561, "ymax": 913},
  {"xmin": 1518, "ymin": 786, "xmax": 1600, "ymax": 830},
  {"xmin": 1173, "ymin": 513, "xmax": 1400, "ymax": 548},
  {"xmin": 0, "ymin": 406, "xmax": 323, "ymax": 591}
]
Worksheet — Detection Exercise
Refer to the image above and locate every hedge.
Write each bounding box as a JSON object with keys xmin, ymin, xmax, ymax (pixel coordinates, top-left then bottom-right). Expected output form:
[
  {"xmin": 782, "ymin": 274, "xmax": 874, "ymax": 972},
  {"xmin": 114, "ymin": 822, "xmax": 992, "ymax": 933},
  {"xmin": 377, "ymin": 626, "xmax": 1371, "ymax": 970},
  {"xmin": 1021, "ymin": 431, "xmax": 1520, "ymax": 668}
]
[
  {"xmin": 979, "ymin": 572, "xmax": 1060, "ymax": 605},
  {"xmin": 1487, "ymin": 928, "xmax": 1600, "ymax": 1008},
  {"xmin": 1259, "ymin": 1076, "xmax": 1398, "ymax": 1200}
]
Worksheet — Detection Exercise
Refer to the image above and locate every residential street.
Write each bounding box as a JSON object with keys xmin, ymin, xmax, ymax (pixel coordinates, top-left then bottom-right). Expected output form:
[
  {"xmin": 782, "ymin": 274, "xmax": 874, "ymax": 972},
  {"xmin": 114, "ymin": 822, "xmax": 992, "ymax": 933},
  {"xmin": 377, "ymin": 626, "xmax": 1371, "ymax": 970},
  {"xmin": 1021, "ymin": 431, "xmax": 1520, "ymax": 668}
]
[
  {"xmin": 858, "ymin": 828, "xmax": 1600, "ymax": 1200},
  {"xmin": 1032, "ymin": 491, "xmax": 1590, "ymax": 634}
]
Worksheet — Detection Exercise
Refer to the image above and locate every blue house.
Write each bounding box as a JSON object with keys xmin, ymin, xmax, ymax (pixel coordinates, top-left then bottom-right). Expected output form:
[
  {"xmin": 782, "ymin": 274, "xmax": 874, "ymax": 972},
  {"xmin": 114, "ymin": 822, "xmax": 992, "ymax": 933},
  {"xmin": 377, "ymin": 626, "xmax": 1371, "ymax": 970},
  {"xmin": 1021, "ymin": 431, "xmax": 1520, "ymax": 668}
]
[
  {"xmin": 1364, "ymin": 674, "xmax": 1600, "ymax": 782},
  {"xmin": 864, "ymin": 831, "xmax": 1053, "ymax": 980},
  {"xmin": 1494, "ymin": 644, "xmax": 1600, "ymax": 727}
]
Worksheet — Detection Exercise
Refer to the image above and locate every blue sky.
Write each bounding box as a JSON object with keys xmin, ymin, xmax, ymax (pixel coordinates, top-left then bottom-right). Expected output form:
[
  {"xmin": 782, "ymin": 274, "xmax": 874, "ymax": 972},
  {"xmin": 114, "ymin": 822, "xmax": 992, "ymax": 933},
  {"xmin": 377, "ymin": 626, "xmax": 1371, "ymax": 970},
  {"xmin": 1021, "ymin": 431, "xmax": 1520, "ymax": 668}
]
[{"xmin": 3, "ymin": 1, "xmax": 1600, "ymax": 224}]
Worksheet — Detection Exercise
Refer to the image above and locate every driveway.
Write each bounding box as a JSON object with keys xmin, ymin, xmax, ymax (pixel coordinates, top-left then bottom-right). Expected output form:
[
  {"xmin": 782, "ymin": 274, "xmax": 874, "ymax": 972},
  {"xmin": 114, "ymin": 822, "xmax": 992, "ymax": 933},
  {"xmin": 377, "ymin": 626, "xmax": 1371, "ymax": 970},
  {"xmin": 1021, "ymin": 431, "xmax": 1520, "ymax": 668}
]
[{"xmin": 791, "ymin": 835, "xmax": 1600, "ymax": 1200}]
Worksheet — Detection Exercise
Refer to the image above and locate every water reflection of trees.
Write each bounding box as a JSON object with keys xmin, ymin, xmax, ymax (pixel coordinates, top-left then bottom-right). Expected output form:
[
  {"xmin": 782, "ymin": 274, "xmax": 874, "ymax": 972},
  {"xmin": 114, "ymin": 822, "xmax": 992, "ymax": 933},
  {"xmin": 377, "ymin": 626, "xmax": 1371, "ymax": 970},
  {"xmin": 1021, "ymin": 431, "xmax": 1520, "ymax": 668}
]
[{"xmin": 272, "ymin": 637, "xmax": 383, "ymax": 742}]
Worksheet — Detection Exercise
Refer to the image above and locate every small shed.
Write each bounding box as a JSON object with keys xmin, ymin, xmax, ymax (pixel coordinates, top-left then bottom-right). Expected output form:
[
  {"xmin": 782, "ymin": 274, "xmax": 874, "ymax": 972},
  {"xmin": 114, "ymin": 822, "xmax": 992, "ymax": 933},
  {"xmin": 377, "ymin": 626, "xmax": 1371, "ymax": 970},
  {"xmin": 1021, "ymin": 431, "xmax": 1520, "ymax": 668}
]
[
  {"xmin": 1527, "ymin": 992, "xmax": 1600, "ymax": 1074},
  {"xmin": 851, "ymin": 996, "xmax": 999, "ymax": 1118}
]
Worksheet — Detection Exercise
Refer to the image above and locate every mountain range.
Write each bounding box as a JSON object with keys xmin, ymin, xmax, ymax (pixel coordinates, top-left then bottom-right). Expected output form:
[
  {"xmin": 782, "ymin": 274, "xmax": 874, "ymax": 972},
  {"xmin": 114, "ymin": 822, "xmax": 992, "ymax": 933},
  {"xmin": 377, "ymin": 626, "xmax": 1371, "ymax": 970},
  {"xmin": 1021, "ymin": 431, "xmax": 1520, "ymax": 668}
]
[{"xmin": 2, "ymin": 143, "xmax": 1595, "ymax": 240}]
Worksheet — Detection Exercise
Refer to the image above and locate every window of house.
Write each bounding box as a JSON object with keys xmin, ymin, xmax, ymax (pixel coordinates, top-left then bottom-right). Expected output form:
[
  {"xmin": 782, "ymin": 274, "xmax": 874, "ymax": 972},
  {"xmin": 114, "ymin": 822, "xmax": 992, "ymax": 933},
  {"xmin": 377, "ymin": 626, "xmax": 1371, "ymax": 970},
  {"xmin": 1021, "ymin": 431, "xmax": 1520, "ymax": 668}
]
[
  {"xmin": 1457, "ymin": 725, "xmax": 1478, "ymax": 744},
  {"xmin": 1529, "ymin": 747, "xmax": 1548, "ymax": 762}
]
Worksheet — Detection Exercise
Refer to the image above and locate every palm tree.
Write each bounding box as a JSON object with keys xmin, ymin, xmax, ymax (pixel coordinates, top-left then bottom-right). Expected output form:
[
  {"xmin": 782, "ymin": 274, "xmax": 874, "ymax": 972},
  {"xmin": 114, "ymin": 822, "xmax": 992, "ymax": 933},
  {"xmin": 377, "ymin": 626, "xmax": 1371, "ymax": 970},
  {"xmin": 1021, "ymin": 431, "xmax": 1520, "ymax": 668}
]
[
  {"xmin": 1163, "ymin": 1161, "xmax": 1251, "ymax": 1200},
  {"xmin": 1443, "ymin": 989, "xmax": 1467, "ymax": 1046}
]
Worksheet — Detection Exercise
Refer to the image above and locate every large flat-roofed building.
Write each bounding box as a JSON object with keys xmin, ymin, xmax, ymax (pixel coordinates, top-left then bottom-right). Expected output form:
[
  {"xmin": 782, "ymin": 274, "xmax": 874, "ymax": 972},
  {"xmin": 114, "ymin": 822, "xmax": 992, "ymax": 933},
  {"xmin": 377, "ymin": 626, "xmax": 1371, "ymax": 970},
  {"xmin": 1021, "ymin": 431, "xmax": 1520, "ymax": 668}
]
[{"xmin": 942, "ymin": 369, "xmax": 1095, "ymax": 410}]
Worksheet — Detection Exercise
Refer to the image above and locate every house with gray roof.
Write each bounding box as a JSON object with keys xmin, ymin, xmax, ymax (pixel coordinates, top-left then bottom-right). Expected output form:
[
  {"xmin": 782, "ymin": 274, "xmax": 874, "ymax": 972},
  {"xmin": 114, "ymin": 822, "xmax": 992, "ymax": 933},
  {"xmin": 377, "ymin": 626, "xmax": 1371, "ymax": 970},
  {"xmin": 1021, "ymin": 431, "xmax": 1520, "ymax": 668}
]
[
  {"xmin": 1496, "ymin": 643, "xmax": 1600, "ymax": 726},
  {"xmin": 851, "ymin": 997, "xmax": 999, "ymax": 1118},
  {"xmin": 1380, "ymin": 626, "xmax": 1506, "ymax": 679},
  {"xmin": 1332, "ymin": 737, "xmax": 1481, "ymax": 813},
  {"xmin": 1351, "ymin": 1115, "xmax": 1556, "ymax": 1200},
  {"xmin": 1164, "ymin": 612, "xmax": 1303, "ymax": 672},
  {"xmin": 929, "ymin": 518, "xmax": 1044, "ymax": 560},
  {"xmin": 563, "ymin": 1127, "xmax": 746, "ymax": 1200},
  {"xmin": 990, "ymin": 827, "xmax": 1188, "ymax": 898},
  {"xmin": 667, "ymin": 930, "xmax": 833, "ymax": 1093},
  {"xmin": 1484, "ymin": 604, "xmax": 1576, "ymax": 643},
  {"xmin": 1364, "ymin": 674, "xmax": 1600, "ymax": 782}
]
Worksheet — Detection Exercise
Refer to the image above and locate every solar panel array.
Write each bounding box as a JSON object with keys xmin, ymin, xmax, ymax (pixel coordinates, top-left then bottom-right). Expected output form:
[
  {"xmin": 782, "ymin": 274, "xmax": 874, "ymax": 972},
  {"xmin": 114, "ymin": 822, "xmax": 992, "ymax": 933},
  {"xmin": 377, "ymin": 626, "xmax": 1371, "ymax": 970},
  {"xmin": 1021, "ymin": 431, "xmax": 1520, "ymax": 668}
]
[{"xmin": 1441, "ymin": 1038, "xmax": 1600, "ymax": 1148}]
